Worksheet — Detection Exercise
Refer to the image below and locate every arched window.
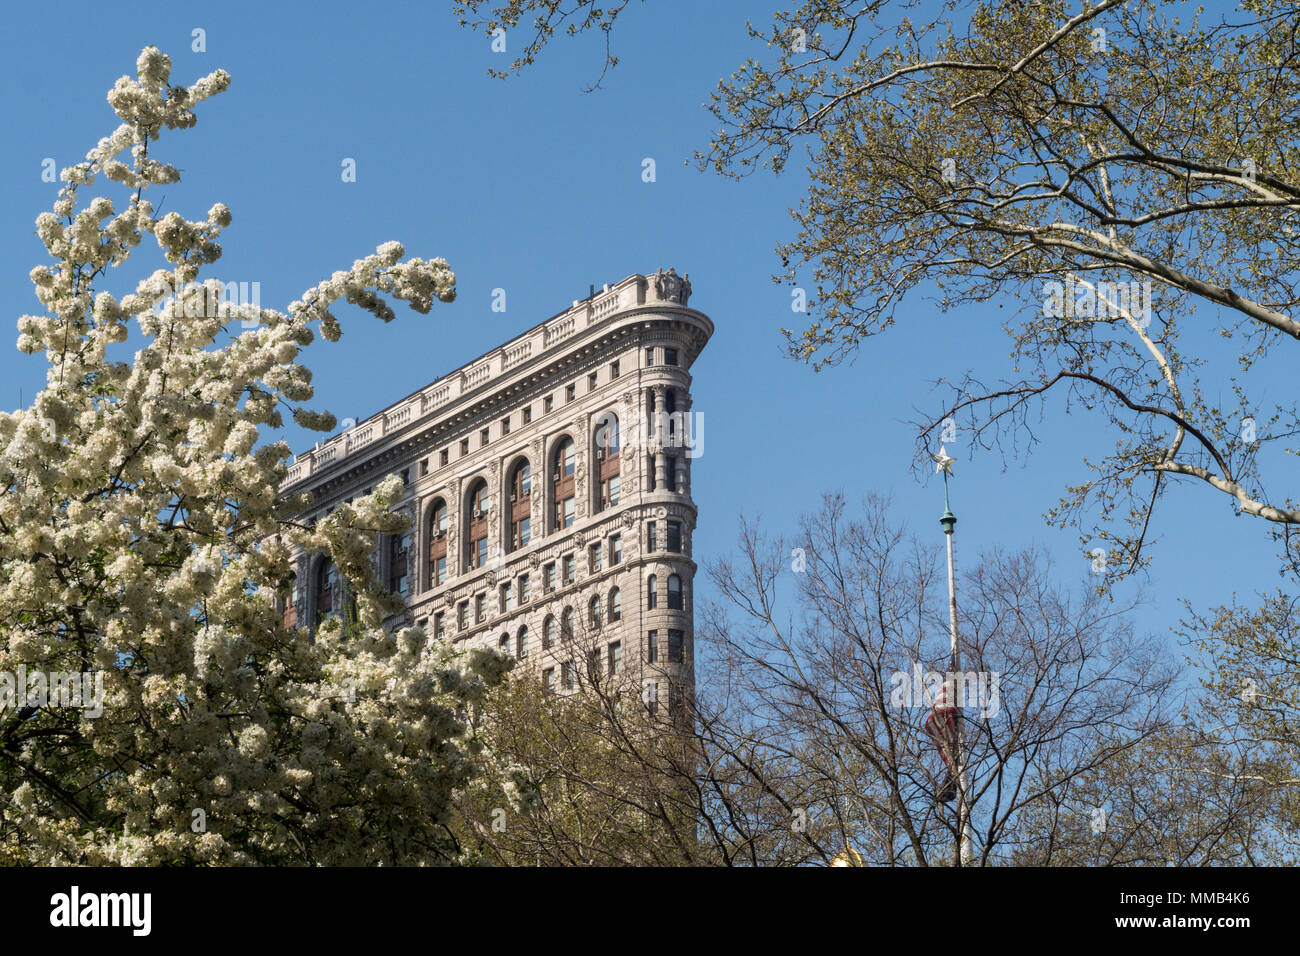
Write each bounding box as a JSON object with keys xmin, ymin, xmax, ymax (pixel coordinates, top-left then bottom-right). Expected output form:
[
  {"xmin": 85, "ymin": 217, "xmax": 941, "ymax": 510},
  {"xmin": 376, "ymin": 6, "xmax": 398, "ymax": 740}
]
[
  {"xmin": 609, "ymin": 586, "xmax": 622, "ymax": 622},
  {"xmin": 593, "ymin": 413, "xmax": 621, "ymax": 512},
  {"xmin": 507, "ymin": 460, "xmax": 532, "ymax": 552},
  {"xmin": 388, "ymin": 531, "xmax": 409, "ymax": 595},
  {"xmin": 647, "ymin": 574, "xmax": 657, "ymax": 610},
  {"xmin": 465, "ymin": 479, "xmax": 489, "ymax": 569},
  {"xmin": 543, "ymin": 615, "xmax": 556, "ymax": 650},
  {"xmin": 552, "ymin": 438, "xmax": 575, "ymax": 531},
  {"xmin": 498, "ymin": 633, "xmax": 511, "ymax": 655},
  {"xmin": 667, "ymin": 574, "xmax": 683, "ymax": 610},
  {"xmin": 589, "ymin": 595, "xmax": 603, "ymax": 629},
  {"xmin": 428, "ymin": 499, "xmax": 448, "ymax": 587},
  {"xmin": 595, "ymin": 413, "xmax": 620, "ymax": 454},
  {"xmin": 282, "ymin": 572, "xmax": 298, "ymax": 629},
  {"xmin": 561, "ymin": 607, "xmax": 574, "ymax": 642},
  {"xmin": 316, "ymin": 558, "xmax": 338, "ymax": 623},
  {"xmin": 517, "ymin": 626, "xmax": 530, "ymax": 660}
]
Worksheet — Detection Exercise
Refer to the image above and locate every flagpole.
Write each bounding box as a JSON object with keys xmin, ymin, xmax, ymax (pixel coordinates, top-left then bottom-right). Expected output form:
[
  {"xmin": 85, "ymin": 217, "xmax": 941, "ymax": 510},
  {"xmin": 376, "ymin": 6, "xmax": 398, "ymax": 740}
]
[{"xmin": 936, "ymin": 449, "xmax": 975, "ymax": 866}]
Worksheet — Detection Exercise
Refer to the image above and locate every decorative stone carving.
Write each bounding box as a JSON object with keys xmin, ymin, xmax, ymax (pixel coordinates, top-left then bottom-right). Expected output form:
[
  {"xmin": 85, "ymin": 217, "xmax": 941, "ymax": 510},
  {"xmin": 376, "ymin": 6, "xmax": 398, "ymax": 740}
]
[
  {"xmin": 647, "ymin": 267, "xmax": 692, "ymax": 306},
  {"xmin": 530, "ymin": 435, "xmax": 545, "ymax": 522},
  {"xmin": 294, "ymin": 553, "xmax": 310, "ymax": 624}
]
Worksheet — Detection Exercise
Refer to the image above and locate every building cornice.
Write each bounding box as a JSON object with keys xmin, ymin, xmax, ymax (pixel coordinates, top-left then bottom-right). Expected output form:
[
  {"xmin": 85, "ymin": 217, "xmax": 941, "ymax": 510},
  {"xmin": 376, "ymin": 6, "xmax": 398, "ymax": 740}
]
[{"xmin": 283, "ymin": 269, "xmax": 709, "ymax": 494}]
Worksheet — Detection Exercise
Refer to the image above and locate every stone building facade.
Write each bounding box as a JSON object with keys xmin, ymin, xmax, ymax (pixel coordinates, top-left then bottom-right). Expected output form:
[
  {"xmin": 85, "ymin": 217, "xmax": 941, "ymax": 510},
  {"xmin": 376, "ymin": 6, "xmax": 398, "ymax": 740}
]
[{"xmin": 280, "ymin": 268, "xmax": 710, "ymax": 716}]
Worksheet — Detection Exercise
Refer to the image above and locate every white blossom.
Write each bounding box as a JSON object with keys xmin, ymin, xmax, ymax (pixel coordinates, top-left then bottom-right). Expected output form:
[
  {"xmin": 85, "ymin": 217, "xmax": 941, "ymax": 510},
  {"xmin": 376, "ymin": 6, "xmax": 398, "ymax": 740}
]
[{"xmin": 0, "ymin": 48, "xmax": 494, "ymax": 866}]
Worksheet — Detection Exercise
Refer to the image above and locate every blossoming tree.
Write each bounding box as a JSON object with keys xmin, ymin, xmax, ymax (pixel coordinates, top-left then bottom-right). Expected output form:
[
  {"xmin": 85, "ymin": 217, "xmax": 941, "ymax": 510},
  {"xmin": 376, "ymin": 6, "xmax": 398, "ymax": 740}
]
[{"xmin": 0, "ymin": 47, "xmax": 511, "ymax": 864}]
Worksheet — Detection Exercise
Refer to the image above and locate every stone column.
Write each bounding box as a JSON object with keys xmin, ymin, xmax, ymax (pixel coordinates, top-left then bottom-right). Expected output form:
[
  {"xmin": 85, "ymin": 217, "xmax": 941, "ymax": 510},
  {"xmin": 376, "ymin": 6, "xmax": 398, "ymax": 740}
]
[
  {"xmin": 413, "ymin": 498, "xmax": 425, "ymax": 594},
  {"xmin": 295, "ymin": 553, "xmax": 310, "ymax": 626},
  {"xmin": 652, "ymin": 385, "xmax": 668, "ymax": 490},
  {"xmin": 679, "ymin": 391, "xmax": 692, "ymax": 498}
]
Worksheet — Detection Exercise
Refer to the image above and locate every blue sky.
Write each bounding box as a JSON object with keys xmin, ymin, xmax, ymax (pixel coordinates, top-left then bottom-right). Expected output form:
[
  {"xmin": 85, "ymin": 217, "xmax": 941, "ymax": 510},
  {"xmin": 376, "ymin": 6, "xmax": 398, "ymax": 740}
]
[{"xmin": 0, "ymin": 0, "xmax": 1280, "ymax": 658}]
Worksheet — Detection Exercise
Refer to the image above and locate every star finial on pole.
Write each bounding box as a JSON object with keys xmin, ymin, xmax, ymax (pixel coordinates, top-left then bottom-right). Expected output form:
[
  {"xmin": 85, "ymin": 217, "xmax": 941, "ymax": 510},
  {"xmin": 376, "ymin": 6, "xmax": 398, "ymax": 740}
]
[
  {"xmin": 932, "ymin": 445, "xmax": 956, "ymax": 476},
  {"xmin": 931, "ymin": 444, "xmax": 957, "ymax": 534}
]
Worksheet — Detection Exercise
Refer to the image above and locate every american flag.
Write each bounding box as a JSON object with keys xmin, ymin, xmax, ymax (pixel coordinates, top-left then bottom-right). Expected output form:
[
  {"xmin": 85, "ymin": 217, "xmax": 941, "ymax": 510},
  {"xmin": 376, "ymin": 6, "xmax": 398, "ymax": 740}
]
[{"xmin": 923, "ymin": 676, "xmax": 959, "ymax": 766}]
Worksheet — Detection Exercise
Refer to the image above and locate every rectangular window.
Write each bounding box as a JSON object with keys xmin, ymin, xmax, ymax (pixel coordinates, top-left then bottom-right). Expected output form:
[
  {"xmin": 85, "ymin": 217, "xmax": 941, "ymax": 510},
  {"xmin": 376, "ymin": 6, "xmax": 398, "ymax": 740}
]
[
  {"xmin": 522, "ymin": 406, "xmax": 532, "ymax": 424},
  {"xmin": 667, "ymin": 521, "xmax": 682, "ymax": 553},
  {"xmin": 480, "ymin": 427, "xmax": 490, "ymax": 447},
  {"xmin": 434, "ymin": 555, "xmax": 447, "ymax": 586},
  {"xmin": 420, "ymin": 459, "xmax": 429, "ymax": 477},
  {"xmin": 666, "ymin": 457, "xmax": 677, "ymax": 493},
  {"xmin": 598, "ymin": 467, "xmax": 618, "ymax": 509},
  {"xmin": 588, "ymin": 372, "xmax": 598, "ymax": 392},
  {"xmin": 440, "ymin": 449, "xmax": 449, "ymax": 467},
  {"xmin": 460, "ymin": 438, "xmax": 469, "ymax": 456},
  {"xmin": 475, "ymin": 593, "xmax": 486, "ymax": 624},
  {"xmin": 610, "ymin": 360, "xmax": 620, "ymax": 378},
  {"xmin": 518, "ymin": 574, "xmax": 530, "ymax": 604},
  {"xmin": 665, "ymin": 348, "xmax": 678, "ymax": 366},
  {"xmin": 645, "ymin": 347, "xmax": 655, "ymax": 366},
  {"xmin": 544, "ymin": 395, "xmax": 554, "ymax": 413},
  {"xmin": 589, "ymin": 543, "xmax": 602, "ymax": 574},
  {"xmin": 457, "ymin": 602, "xmax": 468, "ymax": 631},
  {"xmin": 562, "ymin": 661, "xmax": 574, "ymax": 690},
  {"xmin": 562, "ymin": 554, "xmax": 575, "ymax": 585},
  {"xmin": 387, "ymin": 532, "xmax": 409, "ymax": 596},
  {"xmin": 668, "ymin": 629, "xmax": 684, "ymax": 663},
  {"xmin": 501, "ymin": 417, "xmax": 511, "ymax": 436},
  {"xmin": 560, "ymin": 497, "xmax": 575, "ymax": 529},
  {"xmin": 647, "ymin": 521, "xmax": 658, "ymax": 552},
  {"xmin": 610, "ymin": 534, "xmax": 622, "ymax": 565},
  {"xmin": 499, "ymin": 582, "xmax": 512, "ymax": 614},
  {"xmin": 565, "ymin": 383, "xmax": 576, "ymax": 403},
  {"xmin": 433, "ymin": 612, "xmax": 445, "ymax": 640},
  {"xmin": 647, "ymin": 630, "xmax": 658, "ymax": 663},
  {"xmin": 476, "ymin": 536, "xmax": 488, "ymax": 568},
  {"xmin": 543, "ymin": 562, "xmax": 556, "ymax": 593},
  {"xmin": 609, "ymin": 642, "xmax": 622, "ymax": 675},
  {"xmin": 587, "ymin": 649, "xmax": 601, "ymax": 682},
  {"xmin": 544, "ymin": 667, "xmax": 556, "ymax": 693}
]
